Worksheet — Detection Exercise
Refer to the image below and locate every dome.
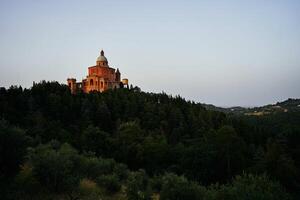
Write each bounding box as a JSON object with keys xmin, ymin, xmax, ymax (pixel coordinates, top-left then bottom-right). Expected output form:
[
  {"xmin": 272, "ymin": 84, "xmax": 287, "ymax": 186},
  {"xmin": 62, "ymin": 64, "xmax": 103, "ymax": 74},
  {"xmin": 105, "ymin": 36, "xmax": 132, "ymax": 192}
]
[
  {"xmin": 97, "ymin": 55, "xmax": 108, "ymax": 62},
  {"xmin": 97, "ymin": 50, "xmax": 108, "ymax": 62}
]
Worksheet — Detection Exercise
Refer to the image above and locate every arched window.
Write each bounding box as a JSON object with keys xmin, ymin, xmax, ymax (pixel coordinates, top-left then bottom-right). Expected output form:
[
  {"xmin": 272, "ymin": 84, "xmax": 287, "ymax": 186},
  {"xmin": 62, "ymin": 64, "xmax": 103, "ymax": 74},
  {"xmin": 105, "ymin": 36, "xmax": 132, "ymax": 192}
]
[
  {"xmin": 101, "ymin": 82, "xmax": 103, "ymax": 88},
  {"xmin": 90, "ymin": 79, "xmax": 94, "ymax": 86}
]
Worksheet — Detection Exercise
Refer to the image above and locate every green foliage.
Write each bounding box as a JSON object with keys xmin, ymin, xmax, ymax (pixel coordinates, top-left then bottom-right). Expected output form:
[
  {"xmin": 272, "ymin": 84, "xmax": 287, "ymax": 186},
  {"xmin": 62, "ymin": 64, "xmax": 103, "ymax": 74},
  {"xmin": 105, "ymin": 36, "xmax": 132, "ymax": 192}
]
[
  {"xmin": 78, "ymin": 178, "xmax": 100, "ymax": 199},
  {"xmin": 14, "ymin": 163, "xmax": 41, "ymax": 199},
  {"xmin": 215, "ymin": 125, "xmax": 247, "ymax": 179},
  {"xmin": 80, "ymin": 125, "xmax": 110, "ymax": 156},
  {"xmin": 0, "ymin": 119, "xmax": 31, "ymax": 199},
  {"xmin": 17, "ymin": 141, "xmax": 128, "ymax": 199},
  {"xmin": 0, "ymin": 81, "xmax": 299, "ymax": 199},
  {"xmin": 252, "ymin": 139, "xmax": 298, "ymax": 190},
  {"xmin": 96, "ymin": 174, "xmax": 121, "ymax": 193},
  {"xmin": 28, "ymin": 142, "xmax": 80, "ymax": 193},
  {"xmin": 141, "ymin": 135, "xmax": 169, "ymax": 174},
  {"xmin": 207, "ymin": 173, "xmax": 291, "ymax": 200},
  {"xmin": 0, "ymin": 120, "xmax": 30, "ymax": 178},
  {"xmin": 126, "ymin": 170, "xmax": 151, "ymax": 200},
  {"xmin": 117, "ymin": 121, "xmax": 145, "ymax": 169},
  {"xmin": 160, "ymin": 173, "xmax": 205, "ymax": 200},
  {"xmin": 114, "ymin": 163, "xmax": 129, "ymax": 181}
]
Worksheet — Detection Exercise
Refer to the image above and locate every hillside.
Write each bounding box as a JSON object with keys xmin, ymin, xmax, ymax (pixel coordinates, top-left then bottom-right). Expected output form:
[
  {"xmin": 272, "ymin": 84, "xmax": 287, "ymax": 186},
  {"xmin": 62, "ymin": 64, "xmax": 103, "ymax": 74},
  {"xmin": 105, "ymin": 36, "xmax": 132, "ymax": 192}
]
[
  {"xmin": 0, "ymin": 81, "xmax": 299, "ymax": 200},
  {"xmin": 203, "ymin": 98, "xmax": 300, "ymax": 116}
]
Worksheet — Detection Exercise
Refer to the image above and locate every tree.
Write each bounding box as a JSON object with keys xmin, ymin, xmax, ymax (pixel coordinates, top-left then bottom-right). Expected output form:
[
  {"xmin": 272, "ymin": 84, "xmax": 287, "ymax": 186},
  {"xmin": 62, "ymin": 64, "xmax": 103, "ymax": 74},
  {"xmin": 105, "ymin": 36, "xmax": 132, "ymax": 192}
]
[
  {"xmin": 160, "ymin": 173, "xmax": 205, "ymax": 200},
  {"xmin": 126, "ymin": 170, "xmax": 151, "ymax": 200},
  {"xmin": 0, "ymin": 119, "xmax": 30, "ymax": 181},
  {"xmin": 207, "ymin": 173, "xmax": 291, "ymax": 200},
  {"xmin": 27, "ymin": 142, "xmax": 80, "ymax": 195},
  {"xmin": 141, "ymin": 135, "xmax": 169, "ymax": 175},
  {"xmin": 215, "ymin": 125, "xmax": 247, "ymax": 180},
  {"xmin": 14, "ymin": 163, "xmax": 41, "ymax": 200},
  {"xmin": 117, "ymin": 122, "xmax": 145, "ymax": 169},
  {"xmin": 96, "ymin": 174, "xmax": 121, "ymax": 193},
  {"xmin": 81, "ymin": 125, "xmax": 110, "ymax": 156},
  {"xmin": 0, "ymin": 119, "xmax": 31, "ymax": 199},
  {"xmin": 253, "ymin": 139, "xmax": 298, "ymax": 190}
]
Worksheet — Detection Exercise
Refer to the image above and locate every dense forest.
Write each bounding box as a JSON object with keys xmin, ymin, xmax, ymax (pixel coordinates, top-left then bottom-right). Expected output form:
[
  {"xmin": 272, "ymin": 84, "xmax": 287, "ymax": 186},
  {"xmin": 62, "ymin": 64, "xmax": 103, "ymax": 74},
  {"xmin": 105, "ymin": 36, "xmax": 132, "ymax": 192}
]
[{"xmin": 0, "ymin": 81, "xmax": 299, "ymax": 200}]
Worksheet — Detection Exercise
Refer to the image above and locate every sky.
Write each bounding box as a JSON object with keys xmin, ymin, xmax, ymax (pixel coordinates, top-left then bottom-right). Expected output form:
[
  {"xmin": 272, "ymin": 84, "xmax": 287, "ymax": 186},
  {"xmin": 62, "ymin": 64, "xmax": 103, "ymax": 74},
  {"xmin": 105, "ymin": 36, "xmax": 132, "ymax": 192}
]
[{"xmin": 0, "ymin": 0, "xmax": 300, "ymax": 107}]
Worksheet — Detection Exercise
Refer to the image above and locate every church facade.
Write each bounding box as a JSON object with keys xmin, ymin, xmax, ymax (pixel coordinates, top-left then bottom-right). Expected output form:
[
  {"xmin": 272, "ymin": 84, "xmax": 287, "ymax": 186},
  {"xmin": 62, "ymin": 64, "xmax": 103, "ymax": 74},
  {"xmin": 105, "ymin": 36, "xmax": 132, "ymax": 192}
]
[{"xmin": 67, "ymin": 50, "xmax": 128, "ymax": 94}]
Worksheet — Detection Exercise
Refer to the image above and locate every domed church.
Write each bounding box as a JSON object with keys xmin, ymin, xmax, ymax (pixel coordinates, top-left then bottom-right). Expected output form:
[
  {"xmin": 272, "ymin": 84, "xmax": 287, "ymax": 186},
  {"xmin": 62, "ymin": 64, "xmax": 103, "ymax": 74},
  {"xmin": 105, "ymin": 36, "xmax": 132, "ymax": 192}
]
[{"xmin": 67, "ymin": 50, "xmax": 128, "ymax": 94}]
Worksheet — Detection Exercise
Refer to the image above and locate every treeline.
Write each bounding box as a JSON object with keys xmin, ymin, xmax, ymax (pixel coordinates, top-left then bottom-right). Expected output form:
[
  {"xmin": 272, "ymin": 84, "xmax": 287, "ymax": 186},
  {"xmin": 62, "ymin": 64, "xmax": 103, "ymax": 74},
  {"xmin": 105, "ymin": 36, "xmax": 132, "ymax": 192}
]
[{"xmin": 0, "ymin": 81, "xmax": 299, "ymax": 199}]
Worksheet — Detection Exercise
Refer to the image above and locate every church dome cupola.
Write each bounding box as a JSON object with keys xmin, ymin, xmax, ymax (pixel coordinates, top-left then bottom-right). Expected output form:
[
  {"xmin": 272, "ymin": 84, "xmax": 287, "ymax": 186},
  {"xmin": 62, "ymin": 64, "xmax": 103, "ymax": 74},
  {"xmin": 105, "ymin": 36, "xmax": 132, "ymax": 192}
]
[{"xmin": 97, "ymin": 50, "xmax": 108, "ymax": 65}]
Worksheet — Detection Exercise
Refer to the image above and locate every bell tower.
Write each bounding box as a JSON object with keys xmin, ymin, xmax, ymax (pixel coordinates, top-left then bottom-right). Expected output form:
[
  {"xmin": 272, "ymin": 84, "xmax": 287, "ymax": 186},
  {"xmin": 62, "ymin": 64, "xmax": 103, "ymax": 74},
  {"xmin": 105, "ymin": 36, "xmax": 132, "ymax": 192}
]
[
  {"xmin": 116, "ymin": 68, "xmax": 121, "ymax": 82},
  {"xmin": 67, "ymin": 78, "xmax": 77, "ymax": 94}
]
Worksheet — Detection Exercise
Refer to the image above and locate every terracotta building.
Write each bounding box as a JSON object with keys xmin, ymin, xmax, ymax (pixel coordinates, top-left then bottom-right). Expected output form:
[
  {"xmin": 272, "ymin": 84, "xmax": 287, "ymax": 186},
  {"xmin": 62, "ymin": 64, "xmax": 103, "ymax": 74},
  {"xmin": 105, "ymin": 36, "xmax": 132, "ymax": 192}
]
[{"xmin": 67, "ymin": 50, "xmax": 128, "ymax": 93}]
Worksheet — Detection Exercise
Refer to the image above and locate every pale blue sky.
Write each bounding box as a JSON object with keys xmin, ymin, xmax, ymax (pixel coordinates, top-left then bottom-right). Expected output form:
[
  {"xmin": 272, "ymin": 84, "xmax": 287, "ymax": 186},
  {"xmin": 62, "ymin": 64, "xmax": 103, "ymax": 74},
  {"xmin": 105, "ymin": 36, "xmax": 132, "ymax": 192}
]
[{"xmin": 0, "ymin": 0, "xmax": 299, "ymax": 106}]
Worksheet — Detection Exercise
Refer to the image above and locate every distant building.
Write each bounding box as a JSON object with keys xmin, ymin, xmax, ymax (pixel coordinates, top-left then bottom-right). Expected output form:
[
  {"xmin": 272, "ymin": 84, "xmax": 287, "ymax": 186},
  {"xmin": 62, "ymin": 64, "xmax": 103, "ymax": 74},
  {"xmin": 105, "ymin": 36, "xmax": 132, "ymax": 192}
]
[{"xmin": 67, "ymin": 50, "xmax": 128, "ymax": 93}]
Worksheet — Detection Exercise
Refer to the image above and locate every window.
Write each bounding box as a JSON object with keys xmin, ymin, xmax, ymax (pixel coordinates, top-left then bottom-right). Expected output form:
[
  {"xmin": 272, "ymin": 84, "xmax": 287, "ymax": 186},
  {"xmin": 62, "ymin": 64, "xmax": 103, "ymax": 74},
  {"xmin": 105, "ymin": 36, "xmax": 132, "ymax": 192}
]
[
  {"xmin": 101, "ymin": 82, "xmax": 103, "ymax": 88},
  {"xmin": 90, "ymin": 79, "xmax": 94, "ymax": 86}
]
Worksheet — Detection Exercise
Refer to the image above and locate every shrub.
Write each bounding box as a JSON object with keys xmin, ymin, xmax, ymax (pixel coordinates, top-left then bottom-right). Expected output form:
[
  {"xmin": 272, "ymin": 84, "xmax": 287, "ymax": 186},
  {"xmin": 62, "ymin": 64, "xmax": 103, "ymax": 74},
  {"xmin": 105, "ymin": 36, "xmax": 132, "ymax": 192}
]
[
  {"xmin": 160, "ymin": 173, "xmax": 205, "ymax": 200},
  {"xmin": 126, "ymin": 170, "xmax": 151, "ymax": 200},
  {"xmin": 206, "ymin": 173, "xmax": 291, "ymax": 200},
  {"xmin": 96, "ymin": 174, "xmax": 121, "ymax": 193}
]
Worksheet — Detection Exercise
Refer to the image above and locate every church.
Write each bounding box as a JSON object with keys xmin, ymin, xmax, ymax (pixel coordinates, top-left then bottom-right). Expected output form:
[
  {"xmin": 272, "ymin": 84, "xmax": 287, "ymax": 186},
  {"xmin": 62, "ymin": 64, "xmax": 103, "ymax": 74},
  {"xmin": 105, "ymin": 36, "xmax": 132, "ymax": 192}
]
[{"xmin": 67, "ymin": 50, "xmax": 128, "ymax": 94}]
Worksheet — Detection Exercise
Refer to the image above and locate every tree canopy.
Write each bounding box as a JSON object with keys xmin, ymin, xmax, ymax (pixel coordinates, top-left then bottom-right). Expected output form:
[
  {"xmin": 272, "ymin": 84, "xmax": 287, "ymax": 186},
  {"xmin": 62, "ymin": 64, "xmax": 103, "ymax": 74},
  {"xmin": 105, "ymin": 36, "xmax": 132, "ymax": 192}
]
[{"xmin": 0, "ymin": 81, "xmax": 299, "ymax": 199}]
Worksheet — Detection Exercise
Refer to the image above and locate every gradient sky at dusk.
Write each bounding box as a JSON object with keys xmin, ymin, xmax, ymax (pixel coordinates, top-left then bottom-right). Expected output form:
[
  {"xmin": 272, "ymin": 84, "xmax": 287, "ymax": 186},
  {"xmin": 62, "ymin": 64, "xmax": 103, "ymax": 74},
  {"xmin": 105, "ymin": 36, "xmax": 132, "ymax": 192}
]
[{"xmin": 0, "ymin": 0, "xmax": 299, "ymax": 106}]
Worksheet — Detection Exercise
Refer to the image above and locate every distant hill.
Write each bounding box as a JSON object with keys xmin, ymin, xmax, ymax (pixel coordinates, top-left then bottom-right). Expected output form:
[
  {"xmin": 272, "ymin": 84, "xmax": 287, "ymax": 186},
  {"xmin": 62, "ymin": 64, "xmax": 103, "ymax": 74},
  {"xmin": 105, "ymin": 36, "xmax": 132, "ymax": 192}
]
[{"xmin": 202, "ymin": 98, "xmax": 300, "ymax": 116}]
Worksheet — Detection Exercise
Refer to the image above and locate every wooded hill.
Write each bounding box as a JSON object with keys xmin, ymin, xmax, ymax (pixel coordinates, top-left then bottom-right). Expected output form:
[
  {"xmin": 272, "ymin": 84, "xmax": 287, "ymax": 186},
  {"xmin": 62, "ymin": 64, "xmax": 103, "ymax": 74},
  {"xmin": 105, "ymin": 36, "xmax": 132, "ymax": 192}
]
[{"xmin": 0, "ymin": 81, "xmax": 299, "ymax": 200}]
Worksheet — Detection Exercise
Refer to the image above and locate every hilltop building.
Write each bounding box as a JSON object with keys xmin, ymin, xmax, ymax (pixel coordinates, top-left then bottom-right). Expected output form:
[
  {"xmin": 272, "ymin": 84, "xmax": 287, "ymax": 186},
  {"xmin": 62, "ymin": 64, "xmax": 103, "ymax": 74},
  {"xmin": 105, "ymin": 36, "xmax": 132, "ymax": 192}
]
[{"xmin": 67, "ymin": 50, "xmax": 128, "ymax": 93}]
